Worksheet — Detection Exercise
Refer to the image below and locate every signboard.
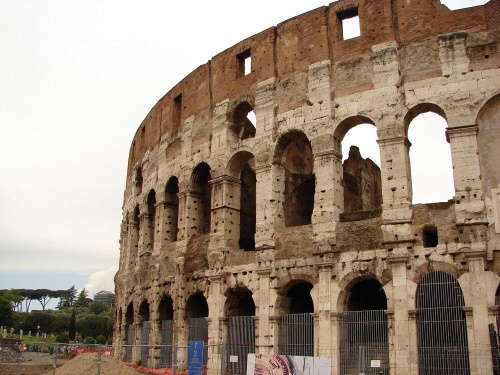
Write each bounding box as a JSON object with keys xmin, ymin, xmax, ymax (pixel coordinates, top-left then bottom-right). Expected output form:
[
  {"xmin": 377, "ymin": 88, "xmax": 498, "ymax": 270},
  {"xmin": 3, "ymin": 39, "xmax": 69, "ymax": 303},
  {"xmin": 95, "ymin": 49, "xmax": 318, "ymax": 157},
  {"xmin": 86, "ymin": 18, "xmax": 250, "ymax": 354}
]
[
  {"xmin": 188, "ymin": 340, "xmax": 204, "ymax": 375},
  {"xmin": 230, "ymin": 355, "xmax": 238, "ymax": 363},
  {"xmin": 371, "ymin": 359, "xmax": 381, "ymax": 368},
  {"xmin": 247, "ymin": 354, "xmax": 331, "ymax": 375}
]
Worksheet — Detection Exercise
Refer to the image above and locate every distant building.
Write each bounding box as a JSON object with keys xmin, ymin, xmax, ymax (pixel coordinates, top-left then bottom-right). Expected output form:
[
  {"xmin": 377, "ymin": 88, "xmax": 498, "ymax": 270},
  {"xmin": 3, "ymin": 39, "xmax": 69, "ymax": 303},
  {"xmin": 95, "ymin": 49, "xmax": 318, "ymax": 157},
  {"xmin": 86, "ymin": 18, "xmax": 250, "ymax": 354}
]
[{"xmin": 93, "ymin": 291, "xmax": 115, "ymax": 308}]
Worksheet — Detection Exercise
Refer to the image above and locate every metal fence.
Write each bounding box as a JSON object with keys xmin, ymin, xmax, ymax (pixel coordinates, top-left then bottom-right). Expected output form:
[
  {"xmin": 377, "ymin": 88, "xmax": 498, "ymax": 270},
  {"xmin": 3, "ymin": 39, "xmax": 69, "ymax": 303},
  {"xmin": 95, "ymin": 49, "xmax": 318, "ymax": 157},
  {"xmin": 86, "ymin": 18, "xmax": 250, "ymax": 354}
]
[
  {"xmin": 188, "ymin": 317, "xmax": 208, "ymax": 366},
  {"xmin": 140, "ymin": 321, "xmax": 151, "ymax": 367},
  {"xmin": 278, "ymin": 313, "xmax": 314, "ymax": 357},
  {"xmin": 160, "ymin": 319, "xmax": 174, "ymax": 368},
  {"xmin": 339, "ymin": 310, "xmax": 389, "ymax": 375},
  {"xmin": 225, "ymin": 316, "xmax": 255, "ymax": 375}
]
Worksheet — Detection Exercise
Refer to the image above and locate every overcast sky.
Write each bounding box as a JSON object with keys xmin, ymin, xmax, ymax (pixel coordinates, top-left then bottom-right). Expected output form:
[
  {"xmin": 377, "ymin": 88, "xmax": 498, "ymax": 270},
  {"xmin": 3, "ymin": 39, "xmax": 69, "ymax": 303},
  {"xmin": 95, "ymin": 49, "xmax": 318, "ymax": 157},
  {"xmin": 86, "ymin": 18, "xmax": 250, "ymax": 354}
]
[{"xmin": 0, "ymin": 0, "xmax": 488, "ymax": 310}]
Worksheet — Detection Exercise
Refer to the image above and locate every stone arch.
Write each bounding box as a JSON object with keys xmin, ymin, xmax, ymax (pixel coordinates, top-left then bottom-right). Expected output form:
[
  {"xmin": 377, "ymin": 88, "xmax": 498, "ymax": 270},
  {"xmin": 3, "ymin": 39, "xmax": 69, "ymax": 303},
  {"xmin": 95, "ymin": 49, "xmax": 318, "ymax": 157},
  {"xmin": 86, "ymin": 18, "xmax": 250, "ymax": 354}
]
[
  {"xmin": 403, "ymin": 103, "xmax": 447, "ymax": 136},
  {"xmin": 404, "ymin": 103, "xmax": 454, "ymax": 204},
  {"xmin": 273, "ymin": 130, "xmax": 315, "ymax": 227},
  {"xmin": 159, "ymin": 295, "xmax": 174, "ymax": 321},
  {"xmin": 164, "ymin": 176, "xmax": 179, "ymax": 242},
  {"xmin": 224, "ymin": 287, "xmax": 256, "ymax": 317},
  {"xmin": 333, "ymin": 115, "xmax": 381, "ymax": 215},
  {"xmin": 185, "ymin": 292, "xmax": 209, "ymax": 319},
  {"xmin": 190, "ymin": 163, "xmax": 212, "ymax": 234},
  {"xmin": 275, "ymin": 279, "xmax": 315, "ymax": 316},
  {"xmin": 138, "ymin": 299, "xmax": 150, "ymax": 322},
  {"xmin": 125, "ymin": 302, "xmax": 134, "ymax": 325},
  {"xmin": 496, "ymin": 284, "xmax": 500, "ymax": 305},
  {"xmin": 336, "ymin": 271, "xmax": 390, "ymax": 313},
  {"xmin": 476, "ymin": 92, "xmax": 500, "ymax": 196},
  {"xmin": 229, "ymin": 101, "xmax": 256, "ymax": 140},
  {"xmin": 226, "ymin": 150, "xmax": 255, "ymax": 178},
  {"xmin": 146, "ymin": 189, "xmax": 156, "ymax": 246}
]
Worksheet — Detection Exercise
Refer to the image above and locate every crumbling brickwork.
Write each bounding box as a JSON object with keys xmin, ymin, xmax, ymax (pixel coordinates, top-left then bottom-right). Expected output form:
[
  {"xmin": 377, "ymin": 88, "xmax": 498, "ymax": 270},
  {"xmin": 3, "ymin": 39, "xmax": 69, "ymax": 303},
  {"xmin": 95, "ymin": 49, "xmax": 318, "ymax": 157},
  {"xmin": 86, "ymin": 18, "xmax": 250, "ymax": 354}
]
[{"xmin": 114, "ymin": 1, "xmax": 500, "ymax": 374}]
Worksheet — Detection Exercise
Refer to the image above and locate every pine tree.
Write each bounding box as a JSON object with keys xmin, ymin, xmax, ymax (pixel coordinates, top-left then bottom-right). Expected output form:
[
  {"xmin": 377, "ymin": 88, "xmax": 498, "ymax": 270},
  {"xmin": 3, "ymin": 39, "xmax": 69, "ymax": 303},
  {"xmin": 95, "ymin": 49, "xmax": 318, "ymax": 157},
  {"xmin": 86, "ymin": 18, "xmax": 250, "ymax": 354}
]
[{"xmin": 69, "ymin": 309, "xmax": 76, "ymax": 340}]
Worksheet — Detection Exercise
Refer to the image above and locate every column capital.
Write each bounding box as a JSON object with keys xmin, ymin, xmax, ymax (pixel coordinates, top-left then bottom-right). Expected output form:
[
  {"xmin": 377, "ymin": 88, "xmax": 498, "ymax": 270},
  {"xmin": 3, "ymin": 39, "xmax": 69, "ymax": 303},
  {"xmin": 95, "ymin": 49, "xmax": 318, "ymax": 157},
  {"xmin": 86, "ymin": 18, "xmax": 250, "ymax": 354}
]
[
  {"xmin": 463, "ymin": 306, "xmax": 473, "ymax": 317},
  {"xmin": 209, "ymin": 174, "xmax": 240, "ymax": 186},
  {"xmin": 386, "ymin": 255, "xmax": 409, "ymax": 264},
  {"xmin": 408, "ymin": 309, "xmax": 418, "ymax": 319},
  {"xmin": 256, "ymin": 268, "xmax": 272, "ymax": 277},
  {"xmin": 254, "ymin": 163, "xmax": 272, "ymax": 174},
  {"xmin": 463, "ymin": 249, "xmax": 487, "ymax": 260},
  {"xmin": 377, "ymin": 136, "xmax": 411, "ymax": 148}
]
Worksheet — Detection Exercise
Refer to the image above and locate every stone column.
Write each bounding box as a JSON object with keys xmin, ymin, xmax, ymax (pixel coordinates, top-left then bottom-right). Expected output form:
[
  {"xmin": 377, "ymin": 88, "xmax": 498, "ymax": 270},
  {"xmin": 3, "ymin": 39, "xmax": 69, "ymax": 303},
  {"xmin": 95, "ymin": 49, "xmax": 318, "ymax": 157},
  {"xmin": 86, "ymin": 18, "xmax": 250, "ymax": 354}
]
[
  {"xmin": 209, "ymin": 175, "xmax": 241, "ymax": 254},
  {"xmin": 127, "ymin": 220, "xmax": 139, "ymax": 269},
  {"xmin": 377, "ymin": 136, "xmax": 412, "ymax": 223},
  {"xmin": 316, "ymin": 263, "xmax": 333, "ymax": 357},
  {"xmin": 138, "ymin": 210, "xmax": 152, "ymax": 256},
  {"xmin": 254, "ymin": 164, "xmax": 275, "ymax": 250},
  {"xmin": 207, "ymin": 275, "xmax": 224, "ymax": 373},
  {"xmin": 256, "ymin": 268, "xmax": 273, "ymax": 355},
  {"xmin": 177, "ymin": 190, "xmax": 204, "ymax": 241},
  {"xmin": 446, "ymin": 125, "xmax": 486, "ymax": 225},
  {"xmin": 407, "ymin": 310, "xmax": 419, "ymax": 375},
  {"xmin": 388, "ymin": 256, "xmax": 411, "ymax": 375},
  {"xmin": 330, "ymin": 312, "xmax": 341, "ymax": 375},
  {"xmin": 312, "ymin": 143, "xmax": 343, "ymax": 249},
  {"xmin": 463, "ymin": 250, "xmax": 493, "ymax": 375},
  {"xmin": 153, "ymin": 201, "xmax": 163, "ymax": 255}
]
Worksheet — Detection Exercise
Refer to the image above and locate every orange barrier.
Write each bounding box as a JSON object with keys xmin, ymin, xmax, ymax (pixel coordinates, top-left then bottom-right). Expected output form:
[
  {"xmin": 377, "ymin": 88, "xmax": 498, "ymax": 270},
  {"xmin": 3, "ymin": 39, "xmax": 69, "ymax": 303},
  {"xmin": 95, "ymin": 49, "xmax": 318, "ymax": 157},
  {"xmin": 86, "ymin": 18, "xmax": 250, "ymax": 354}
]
[{"xmin": 123, "ymin": 363, "xmax": 208, "ymax": 375}]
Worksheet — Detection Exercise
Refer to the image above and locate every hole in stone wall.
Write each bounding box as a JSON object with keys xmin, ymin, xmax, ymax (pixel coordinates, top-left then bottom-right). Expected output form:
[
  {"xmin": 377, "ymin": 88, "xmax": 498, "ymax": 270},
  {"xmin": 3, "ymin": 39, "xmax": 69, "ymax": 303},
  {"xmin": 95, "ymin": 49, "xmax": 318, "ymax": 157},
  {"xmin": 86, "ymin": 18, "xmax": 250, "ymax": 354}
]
[
  {"xmin": 423, "ymin": 225, "xmax": 438, "ymax": 248},
  {"xmin": 125, "ymin": 303, "xmax": 134, "ymax": 325},
  {"xmin": 237, "ymin": 49, "xmax": 251, "ymax": 77},
  {"xmin": 225, "ymin": 288, "xmax": 256, "ymax": 317},
  {"xmin": 136, "ymin": 168, "xmax": 143, "ymax": 195},
  {"xmin": 338, "ymin": 8, "xmax": 360, "ymax": 40},
  {"xmin": 408, "ymin": 112, "xmax": 454, "ymax": 204},
  {"xmin": 347, "ymin": 279, "xmax": 387, "ymax": 311},
  {"xmin": 147, "ymin": 189, "xmax": 156, "ymax": 245}
]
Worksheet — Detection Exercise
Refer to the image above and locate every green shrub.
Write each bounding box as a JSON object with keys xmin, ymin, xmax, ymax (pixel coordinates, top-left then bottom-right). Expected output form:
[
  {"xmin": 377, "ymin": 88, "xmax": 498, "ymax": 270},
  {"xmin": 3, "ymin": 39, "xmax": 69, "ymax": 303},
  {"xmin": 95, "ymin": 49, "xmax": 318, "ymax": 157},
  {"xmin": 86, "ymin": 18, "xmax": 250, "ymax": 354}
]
[
  {"xmin": 56, "ymin": 332, "xmax": 69, "ymax": 343},
  {"xmin": 95, "ymin": 335, "xmax": 107, "ymax": 345},
  {"xmin": 106, "ymin": 338, "xmax": 113, "ymax": 345},
  {"xmin": 84, "ymin": 336, "xmax": 95, "ymax": 345}
]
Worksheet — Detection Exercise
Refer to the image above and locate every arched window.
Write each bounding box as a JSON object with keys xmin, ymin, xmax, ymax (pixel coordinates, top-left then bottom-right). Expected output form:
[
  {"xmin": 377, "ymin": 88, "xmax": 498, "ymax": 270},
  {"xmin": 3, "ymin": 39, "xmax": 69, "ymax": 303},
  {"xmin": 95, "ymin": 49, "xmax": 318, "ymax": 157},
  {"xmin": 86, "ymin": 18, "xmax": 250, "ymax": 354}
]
[
  {"xmin": 405, "ymin": 106, "xmax": 454, "ymax": 204},
  {"xmin": 135, "ymin": 167, "xmax": 143, "ymax": 195},
  {"xmin": 339, "ymin": 279, "xmax": 389, "ymax": 374},
  {"xmin": 165, "ymin": 177, "xmax": 179, "ymax": 242},
  {"xmin": 231, "ymin": 102, "xmax": 256, "ymax": 140},
  {"xmin": 275, "ymin": 131, "xmax": 315, "ymax": 227},
  {"xmin": 336, "ymin": 119, "xmax": 382, "ymax": 216},
  {"xmin": 159, "ymin": 295, "xmax": 174, "ymax": 368},
  {"xmin": 278, "ymin": 281, "xmax": 314, "ymax": 356},
  {"xmin": 186, "ymin": 293, "xmax": 209, "ymax": 365},
  {"xmin": 416, "ymin": 271, "xmax": 470, "ymax": 374},
  {"xmin": 225, "ymin": 288, "xmax": 256, "ymax": 374},
  {"xmin": 147, "ymin": 190, "xmax": 156, "ymax": 248},
  {"xmin": 191, "ymin": 163, "xmax": 212, "ymax": 234}
]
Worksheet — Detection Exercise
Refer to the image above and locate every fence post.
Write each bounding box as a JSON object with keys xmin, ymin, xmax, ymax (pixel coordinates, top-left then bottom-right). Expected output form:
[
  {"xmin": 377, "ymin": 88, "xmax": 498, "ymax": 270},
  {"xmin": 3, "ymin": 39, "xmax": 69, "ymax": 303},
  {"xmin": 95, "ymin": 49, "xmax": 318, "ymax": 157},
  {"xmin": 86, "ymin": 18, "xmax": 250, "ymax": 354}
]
[
  {"xmin": 97, "ymin": 344, "xmax": 101, "ymax": 375},
  {"xmin": 52, "ymin": 343, "xmax": 58, "ymax": 375}
]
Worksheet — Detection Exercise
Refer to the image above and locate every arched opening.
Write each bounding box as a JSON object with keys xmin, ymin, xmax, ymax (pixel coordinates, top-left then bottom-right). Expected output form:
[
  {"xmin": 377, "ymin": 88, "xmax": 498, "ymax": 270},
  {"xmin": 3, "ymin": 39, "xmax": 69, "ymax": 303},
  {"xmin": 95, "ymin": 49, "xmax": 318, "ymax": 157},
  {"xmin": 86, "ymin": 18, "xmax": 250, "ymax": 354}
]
[
  {"xmin": 231, "ymin": 102, "xmax": 256, "ymax": 140},
  {"xmin": 165, "ymin": 177, "xmax": 179, "ymax": 243},
  {"xmin": 125, "ymin": 302, "xmax": 134, "ymax": 363},
  {"xmin": 135, "ymin": 167, "xmax": 143, "ymax": 195},
  {"xmin": 477, "ymin": 95, "xmax": 500, "ymax": 199},
  {"xmin": 278, "ymin": 281, "xmax": 314, "ymax": 356},
  {"xmin": 186, "ymin": 293, "xmax": 209, "ymax": 366},
  {"xmin": 159, "ymin": 295, "xmax": 174, "ymax": 368},
  {"xmin": 147, "ymin": 190, "xmax": 156, "ymax": 249},
  {"xmin": 405, "ymin": 106, "xmax": 454, "ymax": 204},
  {"xmin": 138, "ymin": 300, "xmax": 151, "ymax": 366},
  {"xmin": 225, "ymin": 288, "xmax": 256, "ymax": 374},
  {"xmin": 274, "ymin": 131, "xmax": 315, "ymax": 227},
  {"xmin": 129, "ymin": 206, "xmax": 140, "ymax": 265},
  {"xmin": 340, "ymin": 279, "xmax": 389, "ymax": 374},
  {"xmin": 491, "ymin": 285, "xmax": 500, "ymax": 373},
  {"xmin": 336, "ymin": 118, "xmax": 382, "ymax": 217},
  {"xmin": 191, "ymin": 163, "xmax": 212, "ymax": 234},
  {"xmin": 416, "ymin": 271, "xmax": 470, "ymax": 374},
  {"xmin": 227, "ymin": 151, "xmax": 256, "ymax": 251}
]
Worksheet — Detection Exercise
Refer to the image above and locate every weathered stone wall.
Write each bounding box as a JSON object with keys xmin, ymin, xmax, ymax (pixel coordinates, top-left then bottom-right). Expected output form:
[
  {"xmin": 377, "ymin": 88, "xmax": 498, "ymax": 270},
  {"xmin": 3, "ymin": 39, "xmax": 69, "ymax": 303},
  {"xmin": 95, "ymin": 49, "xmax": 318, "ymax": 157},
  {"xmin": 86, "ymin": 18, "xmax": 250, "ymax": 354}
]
[{"xmin": 114, "ymin": 1, "xmax": 500, "ymax": 374}]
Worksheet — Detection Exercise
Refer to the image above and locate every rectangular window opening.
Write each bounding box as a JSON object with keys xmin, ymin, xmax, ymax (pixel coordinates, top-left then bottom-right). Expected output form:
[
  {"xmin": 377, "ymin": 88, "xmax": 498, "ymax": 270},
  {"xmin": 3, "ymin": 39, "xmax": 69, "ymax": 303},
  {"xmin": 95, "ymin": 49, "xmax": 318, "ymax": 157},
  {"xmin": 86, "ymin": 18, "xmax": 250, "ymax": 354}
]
[
  {"xmin": 173, "ymin": 93, "xmax": 182, "ymax": 128},
  {"xmin": 338, "ymin": 8, "xmax": 360, "ymax": 41},
  {"xmin": 237, "ymin": 49, "xmax": 251, "ymax": 77}
]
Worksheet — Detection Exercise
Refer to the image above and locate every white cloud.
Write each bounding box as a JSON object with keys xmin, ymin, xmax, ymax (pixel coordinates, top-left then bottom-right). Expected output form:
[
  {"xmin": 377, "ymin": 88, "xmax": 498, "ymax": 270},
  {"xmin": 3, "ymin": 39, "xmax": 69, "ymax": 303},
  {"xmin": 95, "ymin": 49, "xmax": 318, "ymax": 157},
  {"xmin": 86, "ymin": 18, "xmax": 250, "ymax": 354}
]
[{"xmin": 84, "ymin": 266, "xmax": 118, "ymax": 299}]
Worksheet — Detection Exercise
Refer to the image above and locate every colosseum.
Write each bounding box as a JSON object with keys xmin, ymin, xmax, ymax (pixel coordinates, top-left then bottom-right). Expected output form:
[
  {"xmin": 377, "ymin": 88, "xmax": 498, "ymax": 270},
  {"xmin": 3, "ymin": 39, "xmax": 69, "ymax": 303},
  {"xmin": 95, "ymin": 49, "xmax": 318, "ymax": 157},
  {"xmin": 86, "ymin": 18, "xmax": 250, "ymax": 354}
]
[{"xmin": 113, "ymin": 0, "xmax": 500, "ymax": 374}]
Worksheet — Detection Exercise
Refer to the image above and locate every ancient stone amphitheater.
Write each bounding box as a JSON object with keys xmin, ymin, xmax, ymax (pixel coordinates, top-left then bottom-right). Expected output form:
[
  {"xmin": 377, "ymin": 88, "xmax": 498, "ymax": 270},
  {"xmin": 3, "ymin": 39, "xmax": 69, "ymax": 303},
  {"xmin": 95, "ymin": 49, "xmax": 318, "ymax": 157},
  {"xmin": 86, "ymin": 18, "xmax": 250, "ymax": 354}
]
[{"xmin": 114, "ymin": 0, "xmax": 500, "ymax": 374}]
